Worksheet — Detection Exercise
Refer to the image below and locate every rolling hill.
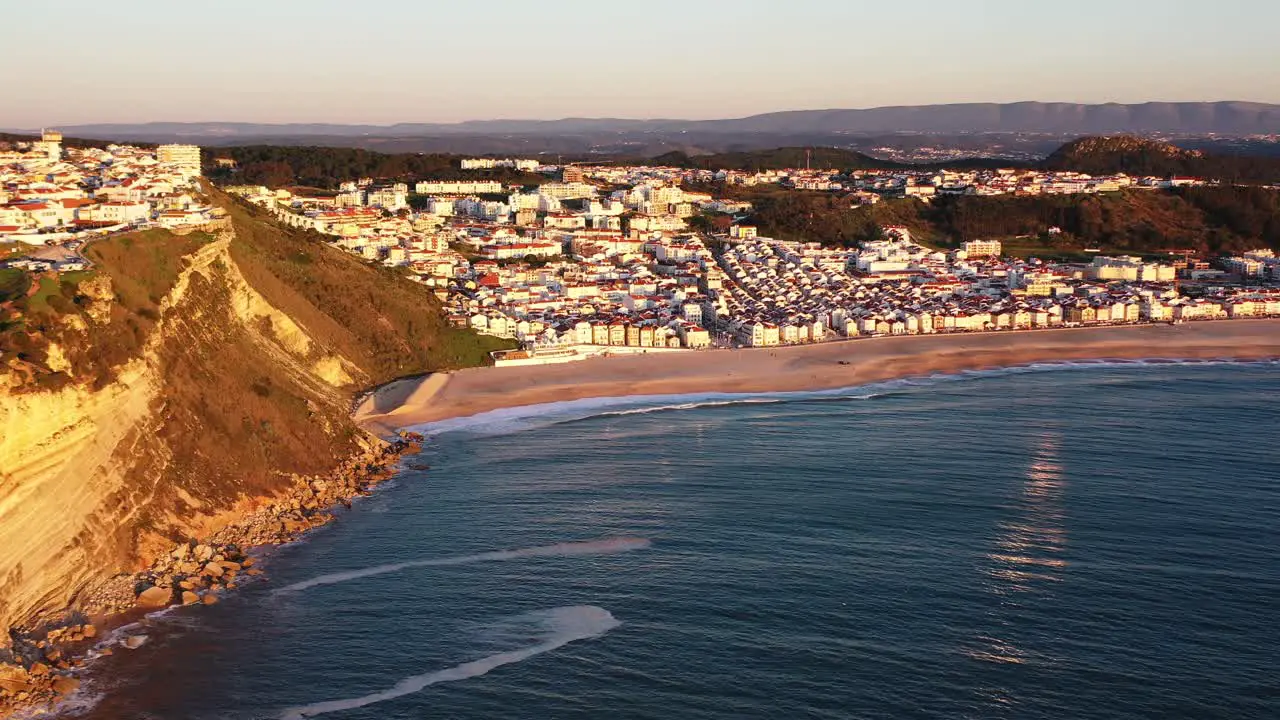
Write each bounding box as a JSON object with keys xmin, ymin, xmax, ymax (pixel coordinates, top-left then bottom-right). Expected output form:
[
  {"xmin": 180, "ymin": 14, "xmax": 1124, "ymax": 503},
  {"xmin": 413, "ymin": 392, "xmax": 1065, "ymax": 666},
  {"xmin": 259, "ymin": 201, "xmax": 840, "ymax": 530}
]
[{"xmin": 17, "ymin": 102, "xmax": 1280, "ymax": 148}]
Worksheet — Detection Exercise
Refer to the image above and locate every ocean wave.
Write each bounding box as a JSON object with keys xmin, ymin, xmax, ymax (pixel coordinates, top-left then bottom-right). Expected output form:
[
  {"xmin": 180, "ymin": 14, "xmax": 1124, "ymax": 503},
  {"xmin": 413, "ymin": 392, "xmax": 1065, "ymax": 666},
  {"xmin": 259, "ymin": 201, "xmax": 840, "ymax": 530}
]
[
  {"xmin": 405, "ymin": 358, "xmax": 1280, "ymax": 439},
  {"xmin": 276, "ymin": 605, "xmax": 620, "ymax": 719},
  {"xmin": 274, "ymin": 537, "xmax": 651, "ymax": 594}
]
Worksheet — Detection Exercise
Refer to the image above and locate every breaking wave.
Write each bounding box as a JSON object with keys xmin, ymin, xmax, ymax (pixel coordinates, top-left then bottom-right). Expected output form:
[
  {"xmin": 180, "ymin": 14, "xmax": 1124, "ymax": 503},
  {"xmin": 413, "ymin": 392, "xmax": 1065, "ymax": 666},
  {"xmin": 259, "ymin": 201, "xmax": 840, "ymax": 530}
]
[
  {"xmin": 277, "ymin": 605, "xmax": 620, "ymax": 719},
  {"xmin": 275, "ymin": 537, "xmax": 651, "ymax": 593}
]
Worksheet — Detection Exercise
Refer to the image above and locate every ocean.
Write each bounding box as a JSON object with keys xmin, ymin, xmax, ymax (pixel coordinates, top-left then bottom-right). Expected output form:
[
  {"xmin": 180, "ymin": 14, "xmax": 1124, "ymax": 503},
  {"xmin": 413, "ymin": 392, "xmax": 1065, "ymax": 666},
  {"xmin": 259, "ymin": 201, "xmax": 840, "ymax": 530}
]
[{"xmin": 66, "ymin": 362, "xmax": 1280, "ymax": 719}]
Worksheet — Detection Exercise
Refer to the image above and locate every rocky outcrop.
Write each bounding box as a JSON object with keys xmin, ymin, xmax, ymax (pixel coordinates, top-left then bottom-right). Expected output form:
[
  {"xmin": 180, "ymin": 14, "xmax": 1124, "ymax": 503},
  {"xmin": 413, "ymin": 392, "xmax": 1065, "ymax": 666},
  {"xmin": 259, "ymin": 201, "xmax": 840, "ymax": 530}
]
[
  {"xmin": 0, "ymin": 436, "xmax": 407, "ymax": 715},
  {"xmin": 0, "ymin": 231, "xmax": 357, "ymax": 636},
  {"xmin": 0, "ymin": 222, "xmax": 417, "ymax": 699},
  {"xmin": 0, "ymin": 192, "xmax": 494, "ymax": 717}
]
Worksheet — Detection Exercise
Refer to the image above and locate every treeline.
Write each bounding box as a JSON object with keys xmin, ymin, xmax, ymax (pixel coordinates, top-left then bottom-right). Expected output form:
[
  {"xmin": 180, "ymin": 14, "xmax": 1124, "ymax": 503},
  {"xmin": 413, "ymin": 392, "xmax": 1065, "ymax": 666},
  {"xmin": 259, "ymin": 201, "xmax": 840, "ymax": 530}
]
[
  {"xmin": 205, "ymin": 146, "xmax": 546, "ymax": 189},
  {"xmin": 744, "ymin": 192, "xmax": 925, "ymax": 246},
  {"xmin": 653, "ymin": 147, "xmax": 898, "ymax": 172},
  {"xmin": 0, "ymin": 132, "xmax": 149, "ymax": 151},
  {"xmin": 1044, "ymin": 136, "xmax": 1280, "ymax": 184},
  {"xmin": 654, "ymin": 147, "xmax": 1013, "ymax": 173},
  {"xmin": 660, "ymin": 138, "xmax": 1280, "ymax": 182},
  {"xmin": 743, "ymin": 186, "xmax": 1280, "ymax": 256}
]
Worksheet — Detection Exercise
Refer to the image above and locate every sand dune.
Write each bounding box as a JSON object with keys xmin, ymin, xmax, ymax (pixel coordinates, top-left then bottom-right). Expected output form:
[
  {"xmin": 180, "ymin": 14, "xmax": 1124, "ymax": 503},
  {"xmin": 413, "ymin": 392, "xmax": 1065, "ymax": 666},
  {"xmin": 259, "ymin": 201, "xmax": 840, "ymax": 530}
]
[{"xmin": 355, "ymin": 320, "xmax": 1280, "ymax": 435}]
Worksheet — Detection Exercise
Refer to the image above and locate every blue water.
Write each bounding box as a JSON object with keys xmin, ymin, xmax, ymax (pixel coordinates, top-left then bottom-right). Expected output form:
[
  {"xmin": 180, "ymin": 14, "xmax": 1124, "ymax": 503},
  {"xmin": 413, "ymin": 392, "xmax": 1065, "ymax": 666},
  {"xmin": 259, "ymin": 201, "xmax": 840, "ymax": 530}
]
[{"xmin": 74, "ymin": 363, "xmax": 1280, "ymax": 719}]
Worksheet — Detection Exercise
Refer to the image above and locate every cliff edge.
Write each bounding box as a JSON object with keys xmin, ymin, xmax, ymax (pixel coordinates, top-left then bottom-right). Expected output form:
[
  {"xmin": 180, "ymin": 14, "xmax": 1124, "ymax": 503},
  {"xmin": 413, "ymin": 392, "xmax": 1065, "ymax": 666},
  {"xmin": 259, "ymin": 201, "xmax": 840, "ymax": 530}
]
[{"xmin": 0, "ymin": 192, "xmax": 507, "ymax": 643}]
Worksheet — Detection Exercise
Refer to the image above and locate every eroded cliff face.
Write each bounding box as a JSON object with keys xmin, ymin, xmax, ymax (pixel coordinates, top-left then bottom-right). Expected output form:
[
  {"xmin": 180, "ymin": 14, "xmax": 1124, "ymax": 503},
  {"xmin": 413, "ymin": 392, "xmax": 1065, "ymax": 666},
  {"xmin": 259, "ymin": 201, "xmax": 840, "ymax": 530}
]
[
  {"xmin": 0, "ymin": 231, "xmax": 368, "ymax": 637},
  {"xmin": 0, "ymin": 191, "xmax": 509, "ymax": 644}
]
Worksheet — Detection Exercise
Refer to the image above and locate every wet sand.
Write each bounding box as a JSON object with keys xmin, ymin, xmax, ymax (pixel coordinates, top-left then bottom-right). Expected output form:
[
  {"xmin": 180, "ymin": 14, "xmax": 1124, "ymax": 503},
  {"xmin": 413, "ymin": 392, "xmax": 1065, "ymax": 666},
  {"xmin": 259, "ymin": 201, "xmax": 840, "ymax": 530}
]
[{"xmin": 355, "ymin": 320, "xmax": 1280, "ymax": 435}]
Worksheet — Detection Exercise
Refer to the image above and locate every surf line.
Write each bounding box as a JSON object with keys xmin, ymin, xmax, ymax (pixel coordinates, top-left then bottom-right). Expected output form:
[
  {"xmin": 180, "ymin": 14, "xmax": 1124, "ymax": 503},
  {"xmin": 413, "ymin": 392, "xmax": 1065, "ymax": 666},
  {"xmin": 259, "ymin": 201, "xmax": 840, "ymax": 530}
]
[
  {"xmin": 275, "ymin": 537, "xmax": 652, "ymax": 593},
  {"xmin": 278, "ymin": 605, "xmax": 621, "ymax": 719}
]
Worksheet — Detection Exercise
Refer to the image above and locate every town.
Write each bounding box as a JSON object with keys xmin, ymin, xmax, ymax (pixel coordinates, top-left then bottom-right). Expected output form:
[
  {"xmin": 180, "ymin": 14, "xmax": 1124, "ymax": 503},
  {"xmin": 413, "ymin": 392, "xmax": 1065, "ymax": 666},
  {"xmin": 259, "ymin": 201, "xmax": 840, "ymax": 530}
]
[{"xmin": 4, "ymin": 133, "xmax": 1280, "ymax": 367}]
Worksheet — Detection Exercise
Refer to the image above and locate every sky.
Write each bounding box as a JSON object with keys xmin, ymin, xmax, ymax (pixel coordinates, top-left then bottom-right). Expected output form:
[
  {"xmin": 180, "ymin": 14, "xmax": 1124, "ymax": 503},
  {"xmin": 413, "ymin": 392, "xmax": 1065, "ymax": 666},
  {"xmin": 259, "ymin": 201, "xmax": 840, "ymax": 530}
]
[{"xmin": 2, "ymin": 0, "xmax": 1278, "ymax": 127}]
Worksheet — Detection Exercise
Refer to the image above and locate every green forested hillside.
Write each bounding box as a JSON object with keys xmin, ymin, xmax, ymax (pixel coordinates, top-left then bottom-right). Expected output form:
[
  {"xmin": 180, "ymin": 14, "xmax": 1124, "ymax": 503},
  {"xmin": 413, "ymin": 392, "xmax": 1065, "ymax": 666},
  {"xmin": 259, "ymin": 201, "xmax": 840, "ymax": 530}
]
[
  {"xmin": 206, "ymin": 146, "xmax": 546, "ymax": 189},
  {"xmin": 740, "ymin": 186, "xmax": 1280, "ymax": 256},
  {"xmin": 1043, "ymin": 136, "xmax": 1280, "ymax": 183}
]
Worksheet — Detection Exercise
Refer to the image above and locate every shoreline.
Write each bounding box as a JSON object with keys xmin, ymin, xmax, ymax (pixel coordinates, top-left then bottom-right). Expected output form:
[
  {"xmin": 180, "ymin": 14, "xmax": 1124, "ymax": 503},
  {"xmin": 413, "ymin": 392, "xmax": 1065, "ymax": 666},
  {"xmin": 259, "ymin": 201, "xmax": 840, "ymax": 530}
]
[
  {"xmin": 0, "ymin": 437, "xmax": 414, "ymax": 718},
  {"xmin": 6, "ymin": 319, "xmax": 1278, "ymax": 717},
  {"xmin": 356, "ymin": 320, "xmax": 1280, "ymax": 435}
]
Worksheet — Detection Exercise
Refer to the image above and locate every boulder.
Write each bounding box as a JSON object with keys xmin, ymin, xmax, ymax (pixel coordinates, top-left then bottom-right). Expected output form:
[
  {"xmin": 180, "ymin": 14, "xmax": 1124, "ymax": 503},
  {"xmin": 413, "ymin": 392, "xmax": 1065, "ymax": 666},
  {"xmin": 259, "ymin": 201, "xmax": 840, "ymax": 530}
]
[
  {"xmin": 194, "ymin": 545, "xmax": 214, "ymax": 562},
  {"xmin": 122, "ymin": 636, "xmax": 146, "ymax": 650},
  {"xmin": 181, "ymin": 591, "xmax": 199, "ymax": 606},
  {"xmin": 0, "ymin": 664, "xmax": 32, "ymax": 694},
  {"xmin": 201, "ymin": 594, "xmax": 219, "ymax": 605},
  {"xmin": 136, "ymin": 586, "xmax": 172, "ymax": 608},
  {"xmin": 51, "ymin": 677, "xmax": 80, "ymax": 695},
  {"xmin": 203, "ymin": 562, "xmax": 224, "ymax": 578},
  {"xmin": 81, "ymin": 625, "xmax": 96, "ymax": 639},
  {"xmin": 43, "ymin": 648, "xmax": 61, "ymax": 662},
  {"xmin": 27, "ymin": 663, "xmax": 49, "ymax": 676},
  {"xmin": 171, "ymin": 544, "xmax": 190, "ymax": 562},
  {"xmin": 218, "ymin": 561, "xmax": 241, "ymax": 572}
]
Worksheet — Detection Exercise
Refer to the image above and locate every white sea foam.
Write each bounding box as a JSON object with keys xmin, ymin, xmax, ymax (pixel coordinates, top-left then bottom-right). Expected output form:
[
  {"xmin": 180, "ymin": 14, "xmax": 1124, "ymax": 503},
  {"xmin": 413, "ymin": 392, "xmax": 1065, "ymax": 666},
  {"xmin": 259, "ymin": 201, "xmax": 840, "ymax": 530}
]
[
  {"xmin": 277, "ymin": 605, "xmax": 619, "ymax": 719},
  {"xmin": 405, "ymin": 358, "xmax": 1279, "ymax": 439},
  {"xmin": 275, "ymin": 537, "xmax": 651, "ymax": 593}
]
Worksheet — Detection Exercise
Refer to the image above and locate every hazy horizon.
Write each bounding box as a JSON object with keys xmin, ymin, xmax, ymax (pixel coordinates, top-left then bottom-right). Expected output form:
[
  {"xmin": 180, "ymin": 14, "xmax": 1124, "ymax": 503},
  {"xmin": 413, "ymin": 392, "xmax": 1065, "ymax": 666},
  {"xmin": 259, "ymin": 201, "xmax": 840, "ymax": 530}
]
[
  {"xmin": 8, "ymin": 99, "xmax": 1280, "ymax": 132},
  {"xmin": 3, "ymin": 0, "xmax": 1279, "ymax": 127}
]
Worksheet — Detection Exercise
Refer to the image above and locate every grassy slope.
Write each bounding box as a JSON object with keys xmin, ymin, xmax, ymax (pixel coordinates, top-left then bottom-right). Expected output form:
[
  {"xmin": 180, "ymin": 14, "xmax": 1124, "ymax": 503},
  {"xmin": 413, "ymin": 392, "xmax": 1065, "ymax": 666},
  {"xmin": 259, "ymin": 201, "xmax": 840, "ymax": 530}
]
[
  {"xmin": 4, "ymin": 196, "xmax": 511, "ymax": 396},
  {"xmin": 144, "ymin": 197, "xmax": 513, "ymax": 500},
  {"xmin": 0, "ymin": 208, "xmax": 517, "ymax": 603},
  {"xmin": 219, "ymin": 191, "xmax": 512, "ymax": 386},
  {"xmin": 1, "ymin": 230, "xmax": 212, "ymax": 389}
]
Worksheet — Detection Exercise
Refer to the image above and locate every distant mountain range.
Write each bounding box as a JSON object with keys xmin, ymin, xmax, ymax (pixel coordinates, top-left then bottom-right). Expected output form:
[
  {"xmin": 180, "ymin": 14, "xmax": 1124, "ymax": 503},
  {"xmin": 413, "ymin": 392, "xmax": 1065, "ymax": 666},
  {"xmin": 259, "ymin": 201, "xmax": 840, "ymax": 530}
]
[{"xmin": 18, "ymin": 102, "xmax": 1280, "ymax": 142}]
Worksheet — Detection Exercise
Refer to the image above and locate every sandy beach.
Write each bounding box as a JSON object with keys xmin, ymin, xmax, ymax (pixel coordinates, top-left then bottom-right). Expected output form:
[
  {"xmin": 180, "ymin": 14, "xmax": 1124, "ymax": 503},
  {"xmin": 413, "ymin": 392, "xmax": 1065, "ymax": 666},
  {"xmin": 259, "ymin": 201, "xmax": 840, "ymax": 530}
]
[{"xmin": 355, "ymin": 320, "xmax": 1280, "ymax": 435}]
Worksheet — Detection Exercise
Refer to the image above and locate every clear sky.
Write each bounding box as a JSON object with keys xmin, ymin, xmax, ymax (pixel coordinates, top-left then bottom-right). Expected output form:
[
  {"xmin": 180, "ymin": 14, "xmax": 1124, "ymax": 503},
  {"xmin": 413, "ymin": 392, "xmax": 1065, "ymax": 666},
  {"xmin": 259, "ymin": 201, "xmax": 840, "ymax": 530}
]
[{"xmin": 3, "ymin": 0, "xmax": 1277, "ymax": 127}]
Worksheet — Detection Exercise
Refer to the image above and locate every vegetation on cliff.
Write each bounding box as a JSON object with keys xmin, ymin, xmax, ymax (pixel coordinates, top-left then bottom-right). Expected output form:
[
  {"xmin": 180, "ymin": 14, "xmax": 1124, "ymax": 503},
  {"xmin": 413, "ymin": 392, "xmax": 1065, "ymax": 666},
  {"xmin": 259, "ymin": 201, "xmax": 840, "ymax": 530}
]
[
  {"xmin": 0, "ymin": 190, "xmax": 513, "ymax": 667},
  {"xmin": 1, "ymin": 195, "xmax": 509, "ymax": 393},
  {"xmin": 221, "ymin": 192, "xmax": 511, "ymax": 380},
  {"xmin": 0, "ymin": 230, "xmax": 213, "ymax": 391}
]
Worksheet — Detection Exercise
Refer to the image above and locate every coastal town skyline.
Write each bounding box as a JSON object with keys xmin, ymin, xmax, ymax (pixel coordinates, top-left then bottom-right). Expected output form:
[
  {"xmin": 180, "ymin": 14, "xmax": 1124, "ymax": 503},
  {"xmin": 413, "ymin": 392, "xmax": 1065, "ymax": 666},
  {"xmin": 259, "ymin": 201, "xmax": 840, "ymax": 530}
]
[{"xmin": 5, "ymin": 130, "xmax": 1278, "ymax": 375}]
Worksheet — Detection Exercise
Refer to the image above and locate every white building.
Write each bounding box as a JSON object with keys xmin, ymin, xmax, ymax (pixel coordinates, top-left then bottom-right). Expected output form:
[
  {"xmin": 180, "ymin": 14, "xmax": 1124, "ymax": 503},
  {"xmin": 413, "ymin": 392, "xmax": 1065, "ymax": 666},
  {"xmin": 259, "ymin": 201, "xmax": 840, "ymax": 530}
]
[
  {"xmin": 414, "ymin": 180, "xmax": 503, "ymax": 195},
  {"xmin": 157, "ymin": 144, "xmax": 202, "ymax": 178},
  {"xmin": 1090, "ymin": 256, "xmax": 1176, "ymax": 283},
  {"xmin": 32, "ymin": 130, "xmax": 62, "ymax": 161},
  {"xmin": 366, "ymin": 187, "xmax": 408, "ymax": 211},
  {"xmin": 962, "ymin": 239, "xmax": 1002, "ymax": 258}
]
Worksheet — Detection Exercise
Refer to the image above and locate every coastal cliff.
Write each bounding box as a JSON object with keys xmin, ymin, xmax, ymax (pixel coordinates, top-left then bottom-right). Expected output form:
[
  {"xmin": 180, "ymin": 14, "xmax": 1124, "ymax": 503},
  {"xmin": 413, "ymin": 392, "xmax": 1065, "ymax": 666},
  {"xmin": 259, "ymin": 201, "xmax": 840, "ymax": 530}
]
[{"xmin": 0, "ymin": 195, "xmax": 507, "ymax": 673}]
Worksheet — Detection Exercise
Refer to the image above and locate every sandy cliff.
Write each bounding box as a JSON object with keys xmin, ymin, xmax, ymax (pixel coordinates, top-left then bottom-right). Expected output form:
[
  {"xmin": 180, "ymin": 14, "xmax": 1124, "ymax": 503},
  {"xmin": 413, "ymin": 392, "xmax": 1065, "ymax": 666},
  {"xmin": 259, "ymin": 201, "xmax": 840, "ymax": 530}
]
[
  {"xmin": 0, "ymin": 232, "xmax": 343, "ymax": 635},
  {"xmin": 0, "ymin": 196, "xmax": 502, "ymax": 645}
]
